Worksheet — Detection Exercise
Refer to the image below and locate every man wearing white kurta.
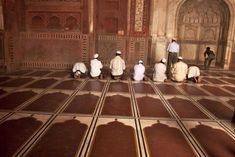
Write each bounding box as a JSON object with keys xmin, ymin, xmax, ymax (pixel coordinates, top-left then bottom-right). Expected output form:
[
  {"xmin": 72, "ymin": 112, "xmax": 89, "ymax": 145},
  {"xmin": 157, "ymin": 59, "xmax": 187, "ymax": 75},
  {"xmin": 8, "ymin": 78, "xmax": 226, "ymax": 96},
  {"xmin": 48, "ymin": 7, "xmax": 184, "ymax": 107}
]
[
  {"xmin": 72, "ymin": 62, "xmax": 87, "ymax": 78},
  {"xmin": 187, "ymin": 66, "xmax": 200, "ymax": 83},
  {"xmin": 171, "ymin": 56, "xmax": 188, "ymax": 82},
  {"xmin": 166, "ymin": 39, "xmax": 180, "ymax": 79},
  {"xmin": 133, "ymin": 60, "xmax": 145, "ymax": 81},
  {"xmin": 90, "ymin": 53, "xmax": 103, "ymax": 78},
  {"xmin": 110, "ymin": 50, "xmax": 126, "ymax": 79},
  {"xmin": 153, "ymin": 58, "xmax": 167, "ymax": 82}
]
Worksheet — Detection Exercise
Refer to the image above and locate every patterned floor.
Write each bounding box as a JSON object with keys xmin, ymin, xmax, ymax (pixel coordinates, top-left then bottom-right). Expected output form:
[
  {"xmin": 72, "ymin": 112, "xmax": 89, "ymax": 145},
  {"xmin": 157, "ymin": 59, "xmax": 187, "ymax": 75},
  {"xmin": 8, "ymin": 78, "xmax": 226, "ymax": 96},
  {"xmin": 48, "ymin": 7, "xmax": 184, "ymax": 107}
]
[{"xmin": 0, "ymin": 69, "xmax": 235, "ymax": 157}]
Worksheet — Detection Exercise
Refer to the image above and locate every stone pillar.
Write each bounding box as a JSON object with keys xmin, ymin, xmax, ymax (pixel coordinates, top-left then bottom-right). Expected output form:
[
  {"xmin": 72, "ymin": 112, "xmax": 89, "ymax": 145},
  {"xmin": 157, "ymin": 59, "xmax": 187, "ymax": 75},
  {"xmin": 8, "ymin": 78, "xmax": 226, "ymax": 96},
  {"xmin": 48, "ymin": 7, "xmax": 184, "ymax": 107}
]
[
  {"xmin": 3, "ymin": 0, "xmax": 21, "ymax": 72},
  {"xmin": 223, "ymin": 40, "xmax": 233, "ymax": 69},
  {"xmin": 88, "ymin": 0, "xmax": 95, "ymax": 58},
  {"xmin": 150, "ymin": 0, "xmax": 169, "ymax": 62}
]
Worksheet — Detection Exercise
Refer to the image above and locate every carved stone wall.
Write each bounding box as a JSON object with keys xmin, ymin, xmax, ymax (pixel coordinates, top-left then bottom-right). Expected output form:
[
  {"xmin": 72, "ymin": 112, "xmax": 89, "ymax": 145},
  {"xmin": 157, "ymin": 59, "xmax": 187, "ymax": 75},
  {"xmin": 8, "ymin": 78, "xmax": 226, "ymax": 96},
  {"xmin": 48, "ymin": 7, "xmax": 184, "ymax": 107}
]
[
  {"xmin": 97, "ymin": 35, "xmax": 150, "ymax": 65},
  {"xmin": 19, "ymin": 32, "xmax": 89, "ymax": 69},
  {"xmin": 97, "ymin": 35, "xmax": 126, "ymax": 65},
  {"xmin": 95, "ymin": 0, "xmax": 151, "ymax": 65},
  {"xmin": 24, "ymin": 0, "xmax": 89, "ymax": 33},
  {"xmin": 177, "ymin": 0, "xmax": 229, "ymax": 65},
  {"xmin": 2, "ymin": 0, "xmax": 235, "ymax": 71},
  {"xmin": 95, "ymin": 0, "xmax": 128, "ymax": 35},
  {"xmin": 130, "ymin": 0, "xmax": 150, "ymax": 36}
]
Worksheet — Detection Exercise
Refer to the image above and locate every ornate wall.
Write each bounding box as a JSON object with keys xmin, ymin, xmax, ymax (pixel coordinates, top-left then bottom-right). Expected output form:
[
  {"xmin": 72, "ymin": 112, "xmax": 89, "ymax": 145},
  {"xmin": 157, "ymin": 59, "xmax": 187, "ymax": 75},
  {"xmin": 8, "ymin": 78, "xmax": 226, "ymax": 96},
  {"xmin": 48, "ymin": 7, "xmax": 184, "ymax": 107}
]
[
  {"xmin": 1, "ymin": 0, "xmax": 235, "ymax": 71},
  {"xmin": 95, "ymin": 0, "xmax": 151, "ymax": 65},
  {"xmin": 1, "ymin": 0, "xmax": 151, "ymax": 71},
  {"xmin": 177, "ymin": 0, "xmax": 229, "ymax": 66},
  {"xmin": 150, "ymin": 0, "xmax": 235, "ymax": 69}
]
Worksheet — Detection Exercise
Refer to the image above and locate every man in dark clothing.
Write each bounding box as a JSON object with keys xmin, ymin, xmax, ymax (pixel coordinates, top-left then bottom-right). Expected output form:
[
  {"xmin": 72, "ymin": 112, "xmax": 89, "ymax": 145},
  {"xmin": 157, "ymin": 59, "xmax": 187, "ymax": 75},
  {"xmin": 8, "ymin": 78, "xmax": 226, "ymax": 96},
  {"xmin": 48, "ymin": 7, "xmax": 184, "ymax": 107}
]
[{"xmin": 204, "ymin": 47, "xmax": 215, "ymax": 70}]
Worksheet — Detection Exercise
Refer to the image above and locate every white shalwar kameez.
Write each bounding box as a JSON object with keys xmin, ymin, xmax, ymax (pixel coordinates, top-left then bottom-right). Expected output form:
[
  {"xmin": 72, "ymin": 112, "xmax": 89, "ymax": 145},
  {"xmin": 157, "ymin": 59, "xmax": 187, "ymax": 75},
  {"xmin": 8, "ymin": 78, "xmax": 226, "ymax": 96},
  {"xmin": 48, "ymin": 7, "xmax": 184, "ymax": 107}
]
[
  {"xmin": 153, "ymin": 62, "xmax": 167, "ymax": 82},
  {"xmin": 90, "ymin": 59, "xmax": 103, "ymax": 77},
  {"xmin": 133, "ymin": 63, "xmax": 145, "ymax": 81}
]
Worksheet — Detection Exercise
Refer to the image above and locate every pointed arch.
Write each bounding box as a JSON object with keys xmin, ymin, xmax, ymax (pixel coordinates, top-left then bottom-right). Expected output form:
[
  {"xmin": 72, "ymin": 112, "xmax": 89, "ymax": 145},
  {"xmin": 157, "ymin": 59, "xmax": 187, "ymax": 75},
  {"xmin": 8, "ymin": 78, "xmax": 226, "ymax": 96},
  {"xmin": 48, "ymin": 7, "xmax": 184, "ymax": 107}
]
[{"xmin": 176, "ymin": 0, "xmax": 233, "ymax": 69}]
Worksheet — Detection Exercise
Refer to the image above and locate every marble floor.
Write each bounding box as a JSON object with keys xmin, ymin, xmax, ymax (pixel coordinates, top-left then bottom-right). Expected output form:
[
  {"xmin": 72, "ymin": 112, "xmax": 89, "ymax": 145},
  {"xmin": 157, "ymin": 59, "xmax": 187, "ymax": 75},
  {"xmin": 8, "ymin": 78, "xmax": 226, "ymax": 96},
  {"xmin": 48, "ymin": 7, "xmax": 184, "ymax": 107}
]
[{"xmin": 0, "ymin": 69, "xmax": 235, "ymax": 157}]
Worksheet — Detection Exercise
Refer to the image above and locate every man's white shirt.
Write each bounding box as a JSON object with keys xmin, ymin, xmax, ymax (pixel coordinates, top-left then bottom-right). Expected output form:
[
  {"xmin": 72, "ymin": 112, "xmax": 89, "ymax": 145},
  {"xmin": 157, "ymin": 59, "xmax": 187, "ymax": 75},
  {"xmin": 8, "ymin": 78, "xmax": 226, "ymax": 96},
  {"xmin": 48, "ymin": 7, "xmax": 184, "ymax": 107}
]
[
  {"xmin": 90, "ymin": 59, "xmax": 103, "ymax": 77},
  {"xmin": 171, "ymin": 61, "xmax": 188, "ymax": 82},
  {"xmin": 153, "ymin": 63, "xmax": 167, "ymax": 82},
  {"xmin": 133, "ymin": 64, "xmax": 145, "ymax": 81},
  {"xmin": 110, "ymin": 56, "xmax": 126, "ymax": 76},
  {"xmin": 167, "ymin": 42, "xmax": 180, "ymax": 53},
  {"xmin": 187, "ymin": 66, "xmax": 200, "ymax": 78},
  {"xmin": 72, "ymin": 62, "xmax": 87, "ymax": 74}
]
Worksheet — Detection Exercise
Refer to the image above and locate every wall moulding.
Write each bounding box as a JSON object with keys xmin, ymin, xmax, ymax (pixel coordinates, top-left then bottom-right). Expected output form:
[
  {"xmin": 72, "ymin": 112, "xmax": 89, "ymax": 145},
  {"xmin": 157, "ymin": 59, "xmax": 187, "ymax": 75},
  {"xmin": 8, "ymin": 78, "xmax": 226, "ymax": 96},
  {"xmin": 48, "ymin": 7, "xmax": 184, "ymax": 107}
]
[
  {"xmin": 25, "ymin": 0, "xmax": 82, "ymax": 5},
  {"xmin": 20, "ymin": 32, "xmax": 88, "ymax": 40}
]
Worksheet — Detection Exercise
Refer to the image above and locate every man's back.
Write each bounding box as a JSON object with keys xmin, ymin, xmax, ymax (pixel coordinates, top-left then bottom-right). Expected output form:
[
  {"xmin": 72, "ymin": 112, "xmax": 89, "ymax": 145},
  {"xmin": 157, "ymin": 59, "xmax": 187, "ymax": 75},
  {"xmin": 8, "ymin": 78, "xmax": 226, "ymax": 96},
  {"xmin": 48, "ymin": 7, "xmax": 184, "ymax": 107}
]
[
  {"xmin": 167, "ymin": 41, "xmax": 180, "ymax": 53},
  {"xmin": 90, "ymin": 59, "xmax": 103, "ymax": 77},
  {"xmin": 134, "ymin": 64, "xmax": 145, "ymax": 81},
  {"xmin": 171, "ymin": 61, "xmax": 188, "ymax": 82},
  {"xmin": 187, "ymin": 66, "xmax": 200, "ymax": 78},
  {"xmin": 72, "ymin": 62, "xmax": 87, "ymax": 73},
  {"xmin": 153, "ymin": 62, "xmax": 166, "ymax": 82},
  {"xmin": 110, "ymin": 56, "xmax": 125, "ymax": 76}
]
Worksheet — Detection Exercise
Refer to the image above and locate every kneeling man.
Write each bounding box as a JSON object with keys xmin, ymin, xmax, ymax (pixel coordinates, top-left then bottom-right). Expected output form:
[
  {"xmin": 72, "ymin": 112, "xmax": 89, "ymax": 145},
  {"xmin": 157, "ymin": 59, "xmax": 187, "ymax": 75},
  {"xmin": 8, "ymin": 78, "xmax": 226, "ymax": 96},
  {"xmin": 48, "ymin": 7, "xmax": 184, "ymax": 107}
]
[
  {"xmin": 72, "ymin": 62, "xmax": 87, "ymax": 79},
  {"xmin": 90, "ymin": 53, "xmax": 103, "ymax": 79},
  {"xmin": 133, "ymin": 60, "xmax": 145, "ymax": 81},
  {"xmin": 110, "ymin": 50, "xmax": 126, "ymax": 80},
  {"xmin": 171, "ymin": 56, "xmax": 188, "ymax": 82}
]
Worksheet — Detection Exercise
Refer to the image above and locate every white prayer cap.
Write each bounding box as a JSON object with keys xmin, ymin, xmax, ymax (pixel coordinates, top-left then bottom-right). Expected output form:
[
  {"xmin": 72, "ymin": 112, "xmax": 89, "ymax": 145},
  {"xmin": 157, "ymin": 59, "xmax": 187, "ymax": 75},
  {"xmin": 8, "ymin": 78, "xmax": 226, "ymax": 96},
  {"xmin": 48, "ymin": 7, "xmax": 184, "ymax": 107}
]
[
  {"xmin": 94, "ymin": 53, "xmax": 99, "ymax": 58},
  {"xmin": 138, "ymin": 60, "xmax": 143, "ymax": 64},
  {"xmin": 161, "ymin": 58, "xmax": 166, "ymax": 63},
  {"xmin": 178, "ymin": 56, "xmax": 183, "ymax": 60},
  {"xmin": 116, "ymin": 50, "xmax": 122, "ymax": 55}
]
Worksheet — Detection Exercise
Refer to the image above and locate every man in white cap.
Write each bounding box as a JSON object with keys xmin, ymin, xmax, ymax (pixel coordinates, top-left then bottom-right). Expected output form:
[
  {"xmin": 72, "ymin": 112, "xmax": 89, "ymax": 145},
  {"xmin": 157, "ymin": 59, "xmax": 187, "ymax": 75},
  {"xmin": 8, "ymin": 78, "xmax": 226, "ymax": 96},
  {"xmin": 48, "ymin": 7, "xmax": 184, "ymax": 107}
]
[
  {"xmin": 90, "ymin": 53, "xmax": 103, "ymax": 79},
  {"xmin": 110, "ymin": 50, "xmax": 126, "ymax": 80},
  {"xmin": 153, "ymin": 58, "xmax": 167, "ymax": 82},
  {"xmin": 187, "ymin": 66, "xmax": 200, "ymax": 83},
  {"xmin": 72, "ymin": 62, "xmax": 88, "ymax": 79},
  {"xmin": 166, "ymin": 39, "xmax": 180, "ymax": 79},
  {"xmin": 133, "ymin": 60, "xmax": 145, "ymax": 81},
  {"xmin": 171, "ymin": 56, "xmax": 188, "ymax": 82}
]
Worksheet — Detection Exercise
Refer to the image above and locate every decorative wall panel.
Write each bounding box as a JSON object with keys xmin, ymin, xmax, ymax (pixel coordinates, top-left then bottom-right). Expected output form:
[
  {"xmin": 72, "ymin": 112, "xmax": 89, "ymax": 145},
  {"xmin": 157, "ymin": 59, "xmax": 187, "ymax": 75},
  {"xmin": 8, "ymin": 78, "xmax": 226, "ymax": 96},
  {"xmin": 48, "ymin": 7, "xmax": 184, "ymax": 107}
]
[
  {"xmin": 134, "ymin": 0, "xmax": 144, "ymax": 32},
  {"xmin": 127, "ymin": 37, "xmax": 148, "ymax": 64},
  {"xmin": 24, "ymin": 0, "xmax": 88, "ymax": 33},
  {"xmin": 97, "ymin": 35, "xmax": 150, "ymax": 65},
  {"xmin": 96, "ymin": 0, "xmax": 127, "ymax": 35},
  {"xmin": 20, "ymin": 32, "xmax": 89, "ymax": 69},
  {"xmin": 130, "ymin": 0, "xmax": 150, "ymax": 36},
  {"xmin": 97, "ymin": 35, "xmax": 126, "ymax": 65}
]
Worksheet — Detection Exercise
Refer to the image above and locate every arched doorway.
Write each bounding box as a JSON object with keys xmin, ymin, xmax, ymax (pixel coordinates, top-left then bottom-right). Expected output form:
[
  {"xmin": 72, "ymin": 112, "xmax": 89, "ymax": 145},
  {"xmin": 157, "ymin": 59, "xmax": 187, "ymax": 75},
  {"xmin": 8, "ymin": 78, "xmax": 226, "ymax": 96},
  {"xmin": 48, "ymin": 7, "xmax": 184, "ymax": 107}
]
[{"xmin": 177, "ymin": 0, "xmax": 230, "ymax": 67}]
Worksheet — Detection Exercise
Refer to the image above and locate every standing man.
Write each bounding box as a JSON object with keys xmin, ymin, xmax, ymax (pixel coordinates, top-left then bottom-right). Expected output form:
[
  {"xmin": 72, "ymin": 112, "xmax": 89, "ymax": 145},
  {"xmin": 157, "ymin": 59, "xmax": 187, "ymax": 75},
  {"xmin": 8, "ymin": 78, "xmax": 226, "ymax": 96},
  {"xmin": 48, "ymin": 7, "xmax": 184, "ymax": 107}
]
[
  {"xmin": 166, "ymin": 39, "xmax": 180, "ymax": 79},
  {"xmin": 153, "ymin": 58, "xmax": 167, "ymax": 82},
  {"xmin": 90, "ymin": 53, "xmax": 103, "ymax": 79},
  {"xmin": 133, "ymin": 60, "xmax": 145, "ymax": 81},
  {"xmin": 204, "ymin": 47, "xmax": 215, "ymax": 70},
  {"xmin": 110, "ymin": 50, "xmax": 126, "ymax": 80},
  {"xmin": 171, "ymin": 56, "xmax": 188, "ymax": 82}
]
